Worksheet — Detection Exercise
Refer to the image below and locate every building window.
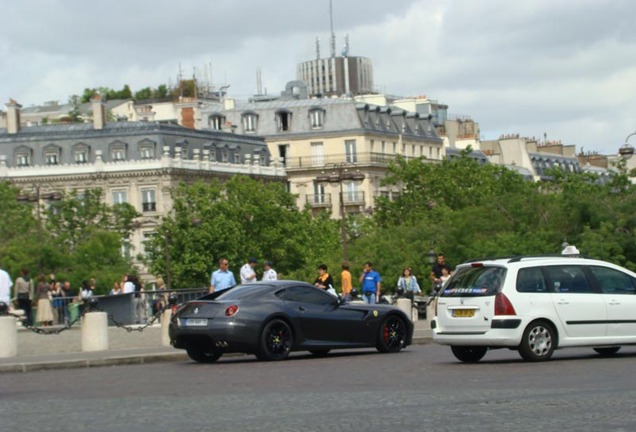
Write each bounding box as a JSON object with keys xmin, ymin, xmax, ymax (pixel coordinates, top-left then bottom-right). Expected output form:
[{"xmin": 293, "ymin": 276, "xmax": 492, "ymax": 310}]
[
  {"xmin": 75, "ymin": 150, "xmax": 88, "ymax": 163},
  {"xmin": 209, "ymin": 114, "xmax": 225, "ymax": 130},
  {"xmin": 311, "ymin": 142, "xmax": 324, "ymax": 166},
  {"xmin": 309, "ymin": 108, "xmax": 325, "ymax": 129},
  {"xmin": 234, "ymin": 153, "xmax": 241, "ymax": 164},
  {"xmin": 112, "ymin": 190, "xmax": 127, "ymax": 204},
  {"xmin": 142, "ymin": 231, "xmax": 154, "ymax": 258},
  {"xmin": 345, "ymin": 140, "xmax": 357, "ymax": 163},
  {"xmin": 222, "ymin": 150, "xmax": 229, "ymax": 163},
  {"xmin": 16, "ymin": 153, "xmax": 30, "ymax": 167},
  {"xmin": 121, "ymin": 239, "xmax": 131, "ymax": 259},
  {"xmin": 141, "ymin": 189, "xmax": 156, "ymax": 212},
  {"xmin": 45, "ymin": 152, "xmax": 59, "ymax": 165},
  {"xmin": 140, "ymin": 146, "xmax": 154, "ymax": 159},
  {"xmin": 112, "ymin": 148, "xmax": 126, "ymax": 161},
  {"xmin": 276, "ymin": 111, "xmax": 292, "ymax": 131},
  {"xmin": 242, "ymin": 113, "xmax": 258, "ymax": 133}
]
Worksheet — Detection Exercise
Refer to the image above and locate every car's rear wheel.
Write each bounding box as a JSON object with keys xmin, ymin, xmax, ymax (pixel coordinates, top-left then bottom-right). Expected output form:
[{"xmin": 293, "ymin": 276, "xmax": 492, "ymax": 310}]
[
  {"xmin": 257, "ymin": 319, "xmax": 293, "ymax": 361},
  {"xmin": 309, "ymin": 350, "xmax": 331, "ymax": 357},
  {"xmin": 518, "ymin": 320, "xmax": 555, "ymax": 361},
  {"xmin": 376, "ymin": 315, "xmax": 407, "ymax": 353},
  {"xmin": 450, "ymin": 346, "xmax": 487, "ymax": 363},
  {"xmin": 186, "ymin": 346, "xmax": 222, "ymax": 363},
  {"xmin": 594, "ymin": 347, "xmax": 621, "ymax": 356}
]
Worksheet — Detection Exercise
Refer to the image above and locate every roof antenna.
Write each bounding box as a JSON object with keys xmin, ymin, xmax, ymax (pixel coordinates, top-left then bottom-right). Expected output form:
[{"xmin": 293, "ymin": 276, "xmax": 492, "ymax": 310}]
[{"xmin": 329, "ymin": 0, "xmax": 336, "ymax": 58}]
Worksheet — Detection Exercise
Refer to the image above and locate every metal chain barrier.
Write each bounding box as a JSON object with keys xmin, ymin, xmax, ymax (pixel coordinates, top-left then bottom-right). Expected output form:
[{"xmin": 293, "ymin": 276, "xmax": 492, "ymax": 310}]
[
  {"xmin": 5, "ymin": 303, "xmax": 91, "ymax": 335},
  {"xmin": 103, "ymin": 305, "xmax": 165, "ymax": 333}
]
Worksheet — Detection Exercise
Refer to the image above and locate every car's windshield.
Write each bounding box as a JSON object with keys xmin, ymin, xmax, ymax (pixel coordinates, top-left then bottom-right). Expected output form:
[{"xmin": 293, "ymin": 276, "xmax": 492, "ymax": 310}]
[{"xmin": 440, "ymin": 266, "xmax": 506, "ymax": 297}]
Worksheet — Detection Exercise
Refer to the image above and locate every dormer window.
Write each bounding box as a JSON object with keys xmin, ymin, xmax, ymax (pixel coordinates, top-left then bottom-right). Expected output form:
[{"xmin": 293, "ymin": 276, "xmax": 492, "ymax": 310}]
[
  {"xmin": 138, "ymin": 139, "xmax": 156, "ymax": 160},
  {"xmin": 309, "ymin": 107, "xmax": 325, "ymax": 129},
  {"xmin": 276, "ymin": 109, "xmax": 292, "ymax": 132},
  {"xmin": 209, "ymin": 114, "xmax": 225, "ymax": 130},
  {"xmin": 242, "ymin": 112, "xmax": 258, "ymax": 133},
  {"xmin": 73, "ymin": 143, "xmax": 90, "ymax": 164},
  {"xmin": 112, "ymin": 148, "xmax": 126, "ymax": 161},
  {"xmin": 16, "ymin": 152, "xmax": 30, "ymax": 167},
  {"xmin": 45, "ymin": 152, "xmax": 59, "ymax": 165}
]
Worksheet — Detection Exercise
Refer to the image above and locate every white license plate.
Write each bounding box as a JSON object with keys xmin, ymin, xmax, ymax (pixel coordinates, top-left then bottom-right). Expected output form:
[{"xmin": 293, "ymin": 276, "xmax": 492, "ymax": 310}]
[{"xmin": 182, "ymin": 318, "xmax": 208, "ymax": 327}]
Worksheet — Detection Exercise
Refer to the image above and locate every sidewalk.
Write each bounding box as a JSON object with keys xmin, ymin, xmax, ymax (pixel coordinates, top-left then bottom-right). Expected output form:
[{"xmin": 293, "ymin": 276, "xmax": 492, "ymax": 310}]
[{"xmin": 0, "ymin": 320, "xmax": 432, "ymax": 373}]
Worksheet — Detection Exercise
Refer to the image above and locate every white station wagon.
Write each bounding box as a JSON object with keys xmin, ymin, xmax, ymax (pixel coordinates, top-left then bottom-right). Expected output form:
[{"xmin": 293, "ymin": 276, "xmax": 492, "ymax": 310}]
[{"xmin": 431, "ymin": 253, "xmax": 636, "ymax": 362}]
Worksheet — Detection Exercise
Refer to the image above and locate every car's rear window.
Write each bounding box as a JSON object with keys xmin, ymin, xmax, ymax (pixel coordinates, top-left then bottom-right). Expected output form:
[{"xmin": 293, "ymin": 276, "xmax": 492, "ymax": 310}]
[
  {"xmin": 440, "ymin": 265, "xmax": 506, "ymax": 297},
  {"xmin": 200, "ymin": 284, "xmax": 272, "ymax": 301}
]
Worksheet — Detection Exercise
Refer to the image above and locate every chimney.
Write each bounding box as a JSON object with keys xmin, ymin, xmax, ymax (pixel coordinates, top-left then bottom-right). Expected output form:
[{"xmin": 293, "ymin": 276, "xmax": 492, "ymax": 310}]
[
  {"xmin": 5, "ymin": 99, "xmax": 21, "ymax": 134},
  {"xmin": 91, "ymin": 94, "xmax": 106, "ymax": 130}
]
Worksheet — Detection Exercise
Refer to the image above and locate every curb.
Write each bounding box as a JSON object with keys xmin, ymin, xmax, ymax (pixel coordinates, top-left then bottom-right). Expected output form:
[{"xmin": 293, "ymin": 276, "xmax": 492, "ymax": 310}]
[{"xmin": 0, "ymin": 336, "xmax": 432, "ymax": 373}]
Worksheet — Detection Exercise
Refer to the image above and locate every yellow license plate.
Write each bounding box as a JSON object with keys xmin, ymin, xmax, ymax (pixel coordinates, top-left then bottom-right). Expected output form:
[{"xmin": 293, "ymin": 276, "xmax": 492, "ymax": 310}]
[{"xmin": 452, "ymin": 309, "xmax": 475, "ymax": 318}]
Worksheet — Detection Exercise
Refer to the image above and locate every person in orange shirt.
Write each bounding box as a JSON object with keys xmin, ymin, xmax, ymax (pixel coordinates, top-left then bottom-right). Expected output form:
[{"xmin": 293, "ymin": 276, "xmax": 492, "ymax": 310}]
[{"xmin": 341, "ymin": 262, "xmax": 352, "ymax": 302}]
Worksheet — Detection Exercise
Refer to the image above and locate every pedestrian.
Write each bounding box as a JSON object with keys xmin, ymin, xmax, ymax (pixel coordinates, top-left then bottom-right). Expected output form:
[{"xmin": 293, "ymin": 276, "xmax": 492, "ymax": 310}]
[
  {"xmin": 359, "ymin": 261, "xmax": 382, "ymax": 304},
  {"xmin": 50, "ymin": 281, "xmax": 65, "ymax": 324},
  {"xmin": 60, "ymin": 280, "xmax": 76, "ymax": 325},
  {"xmin": 14, "ymin": 268, "xmax": 34, "ymax": 326},
  {"xmin": 210, "ymin": 257, "xmax": 236, "ymax": 293},
  {"xmin": 0, "ymin": 265, "xmax": 11, "ymax": 306},
  {"xmin": 314, "ymin": 264, "xmax": 335, "ymax": 295},
  {"xmin": 397, "ymin": 267, "xmax": 421, "ymax": 299},
  {"xmin": 240, "ymin": 257, "xmax": 258, "ymax": 284},
  {"xmin": 122, "ymin": 273, "xmax": 135, "ymax": 294},
  {"xmin": 340, "ymin": 262, "xmax": 352, "ymax": 302},
  {"xmin": 35, "ymin": 274, "xmax": 54, "ymax": 326},
  {"xmin": 79, "ymin": 280, "xmax": 94, "ymax": 300},
  {"xmin": 152, "ymin": 277, "xmax": 168, "ymax": 315},
  {"xmin": 110, "ymin": 281, "xmax": 122, "ymax": 295},
  {"xmin": 431, "ymin": 253, "xmax": 452, "ymax": 286},
  {"xmin": 261, "ymin": 261, "xmax": 278, "ymax": 281}
]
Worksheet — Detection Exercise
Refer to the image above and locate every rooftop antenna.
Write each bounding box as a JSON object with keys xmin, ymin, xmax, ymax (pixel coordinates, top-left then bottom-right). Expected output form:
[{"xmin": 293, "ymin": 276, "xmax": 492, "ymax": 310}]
[
  {"xmin": 329, "ymin": 0, "xmax": 336, "ymax": 58},
  {"xmin": 342, "ymin": 33, "xmax": 349, "ymax": 57},
  {"xmin": 256, "ymin": 68, "xmax": 263, "ymax": 95},
  {"xmin": 315, "ymin": 36, "xmax": 321, "ymax": 60}
]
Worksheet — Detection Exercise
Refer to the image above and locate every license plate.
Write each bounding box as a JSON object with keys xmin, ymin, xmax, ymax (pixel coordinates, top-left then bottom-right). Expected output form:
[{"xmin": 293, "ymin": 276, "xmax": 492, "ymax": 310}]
[
  {"xmin": 182, "ymin": 318, "xmax": 208, "ymax": 327},
  {"xmin": 452, "ymin": 309, "xmax": 475, "ymax": 318}
]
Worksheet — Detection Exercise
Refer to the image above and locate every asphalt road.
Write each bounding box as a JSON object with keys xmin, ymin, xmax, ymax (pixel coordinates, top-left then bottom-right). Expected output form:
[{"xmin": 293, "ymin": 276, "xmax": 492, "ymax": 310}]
[{"xmin": 1, "ymin": 344, "xmax": 636, "ymax": 432}]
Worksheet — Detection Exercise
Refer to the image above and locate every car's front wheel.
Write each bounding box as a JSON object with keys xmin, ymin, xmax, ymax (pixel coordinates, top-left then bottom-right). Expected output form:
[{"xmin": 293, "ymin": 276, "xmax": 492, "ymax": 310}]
[
  {"xmin": 256, "ymin": 319, "xmax": 293, "ymax": 361},
  {"xmin": 450, "ymin": 346, "xmax": 487, "ymax": 363},
  {"xmin": 376, "ymin": 315, "xmax": 407, "ymax": 353},
  {"xmin": 594, "ymin": 347, "xmax": 621, "ymax": 356},
  {"xmin": 518, "ymin": 320, "xmax": 555, "ymax": 361},
  {"xmin": 186, "ymin": 347, "xmax": 222, "ymax": 363}
]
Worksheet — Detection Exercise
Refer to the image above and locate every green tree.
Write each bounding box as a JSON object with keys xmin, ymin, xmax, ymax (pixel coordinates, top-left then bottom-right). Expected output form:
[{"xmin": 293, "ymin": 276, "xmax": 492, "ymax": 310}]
[{"xmin": 144, "ymin": 177, "xmax": 339, "ymax": 288}]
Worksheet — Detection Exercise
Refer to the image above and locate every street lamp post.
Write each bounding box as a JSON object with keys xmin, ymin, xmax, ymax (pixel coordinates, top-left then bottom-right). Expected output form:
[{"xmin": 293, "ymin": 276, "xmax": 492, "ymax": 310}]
[
  {"xmin": 619, "ymin": 132, "xmax": 636, "ymax": 159},
  {"xmin": 426, "ymin": 248, "xmax": 437, "ymax": 294},
  {"xmin": 316, "ymin": 163, "xmax": 365, "ymax": 263}
]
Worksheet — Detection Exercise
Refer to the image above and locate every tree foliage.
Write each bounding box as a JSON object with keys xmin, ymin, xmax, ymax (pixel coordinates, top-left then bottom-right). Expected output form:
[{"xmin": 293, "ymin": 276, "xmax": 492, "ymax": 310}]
[{"xmin": 144, "ymin": 176, "xmax": 339, "ymax": 288}]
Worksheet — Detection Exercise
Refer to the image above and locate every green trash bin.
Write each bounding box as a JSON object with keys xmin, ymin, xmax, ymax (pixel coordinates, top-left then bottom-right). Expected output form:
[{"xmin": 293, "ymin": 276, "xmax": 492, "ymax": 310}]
[{"xmin": 69, "ymin": 302, "xmax": 80, "ymax": 323}]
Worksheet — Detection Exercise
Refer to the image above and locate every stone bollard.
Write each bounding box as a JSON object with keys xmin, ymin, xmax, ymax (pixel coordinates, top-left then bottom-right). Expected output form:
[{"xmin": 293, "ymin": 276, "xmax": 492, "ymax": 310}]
[
  {"xmin": 396, "ymin": 298, "xmax": 413, "ymax": 322},
  {"xmin": 161, "ymin": 309, "xmax": 172, "ymax": 347},
  {"xmin": 81, "ymin": 312, "xmax": 109, "ymax": 352},
  {"xmin": 0, "ymin": 316, "xmax": 18, "ymax": 358}
]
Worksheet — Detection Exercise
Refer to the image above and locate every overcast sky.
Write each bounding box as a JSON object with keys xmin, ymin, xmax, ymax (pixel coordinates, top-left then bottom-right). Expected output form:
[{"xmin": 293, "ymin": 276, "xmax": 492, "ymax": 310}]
[{"xmin": 2, "ymin": 0, "xmax": 635, "ymax": 155}]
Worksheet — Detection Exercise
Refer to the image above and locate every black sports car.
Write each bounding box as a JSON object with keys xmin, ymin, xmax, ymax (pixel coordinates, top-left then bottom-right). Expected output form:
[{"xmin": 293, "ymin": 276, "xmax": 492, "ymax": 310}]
[{"xmin": 169, "ymin": 280, "xmax": 414, "ymax": 363}]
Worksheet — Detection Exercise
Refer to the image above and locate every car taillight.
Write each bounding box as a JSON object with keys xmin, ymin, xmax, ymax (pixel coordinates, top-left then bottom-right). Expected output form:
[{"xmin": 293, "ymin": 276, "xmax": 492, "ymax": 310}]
[
  {"xmin": 225, "ymin": 304, "xmax": 239, "ymax": 317},
  {"xmin": 494, "ymin": 293, "xmax": 516, "ymax": 315}
]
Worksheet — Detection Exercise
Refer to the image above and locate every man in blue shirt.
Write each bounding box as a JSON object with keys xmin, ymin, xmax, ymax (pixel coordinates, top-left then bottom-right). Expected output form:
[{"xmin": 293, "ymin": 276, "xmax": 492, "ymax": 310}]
[
  {"xmin": 209, "ymin": 258, "xmax": 236, "ymax": 293},
  {"xmin": 359, "ymin": 261, "xmax": 381, "ymax": 304}
]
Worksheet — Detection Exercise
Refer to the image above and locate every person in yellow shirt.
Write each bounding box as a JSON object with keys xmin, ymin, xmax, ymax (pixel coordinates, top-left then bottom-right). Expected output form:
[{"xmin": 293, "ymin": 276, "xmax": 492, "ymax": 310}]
[{"xmin": 341, "ymin": 262, "xmax": 352, "ymax": 302}]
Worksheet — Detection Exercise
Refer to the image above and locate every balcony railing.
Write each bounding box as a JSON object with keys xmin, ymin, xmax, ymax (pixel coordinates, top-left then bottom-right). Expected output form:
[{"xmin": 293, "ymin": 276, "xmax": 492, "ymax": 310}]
[
  {"xmin": 286, "ymin": 153, "xmax": 427, "ymax": 169},
  {"xmin": 306, "ymin": 194, "xmax": 332, "ymax": 207},
  {"xmin": 343, "ymin": 191, "xmax": 365, "ymax": 205}
]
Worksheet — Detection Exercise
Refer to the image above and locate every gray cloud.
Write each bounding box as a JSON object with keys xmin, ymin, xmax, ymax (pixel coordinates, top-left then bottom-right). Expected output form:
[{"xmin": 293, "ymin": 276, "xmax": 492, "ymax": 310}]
[{"xmin": 1, "ymin": 0, "xmax": 635, "ymax": 154}]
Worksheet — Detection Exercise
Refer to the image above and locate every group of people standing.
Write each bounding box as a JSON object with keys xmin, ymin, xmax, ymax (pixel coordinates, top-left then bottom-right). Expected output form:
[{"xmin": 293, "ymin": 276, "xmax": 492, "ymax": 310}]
[{"xmin": 209, "ymin": 257, "xmax": 278, "ymax": 293}]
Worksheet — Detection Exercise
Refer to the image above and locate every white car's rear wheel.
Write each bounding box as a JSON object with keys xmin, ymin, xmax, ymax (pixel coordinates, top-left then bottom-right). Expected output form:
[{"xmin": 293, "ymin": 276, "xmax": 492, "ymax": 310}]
[{"xmin": 518, "ymin": 320, "xmax": 555, "ymax": 361}]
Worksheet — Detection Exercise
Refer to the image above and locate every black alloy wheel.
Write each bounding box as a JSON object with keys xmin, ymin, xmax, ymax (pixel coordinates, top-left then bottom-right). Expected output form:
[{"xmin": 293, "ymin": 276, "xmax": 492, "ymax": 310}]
[
  {"xmin": 593, "ymin": 347, "xmax": 621, "ymax": 356},
  {"xmin": 518, "ymin": 320, "xmax": 556, "ymax": 362},
  {"xmin": 450, "ymin": 346, "xmax": 487, "ymax": 363},
  {"xmin": 376, "ymin": 315, "xmax": 407, "ymax": 353},
  {"xmin": 257, "ymin": 319, "xmax": 293, "ymax": 361},
  {"xmin": 186, "ymin": 346, "xmax": 222, "ymax": 363}
]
